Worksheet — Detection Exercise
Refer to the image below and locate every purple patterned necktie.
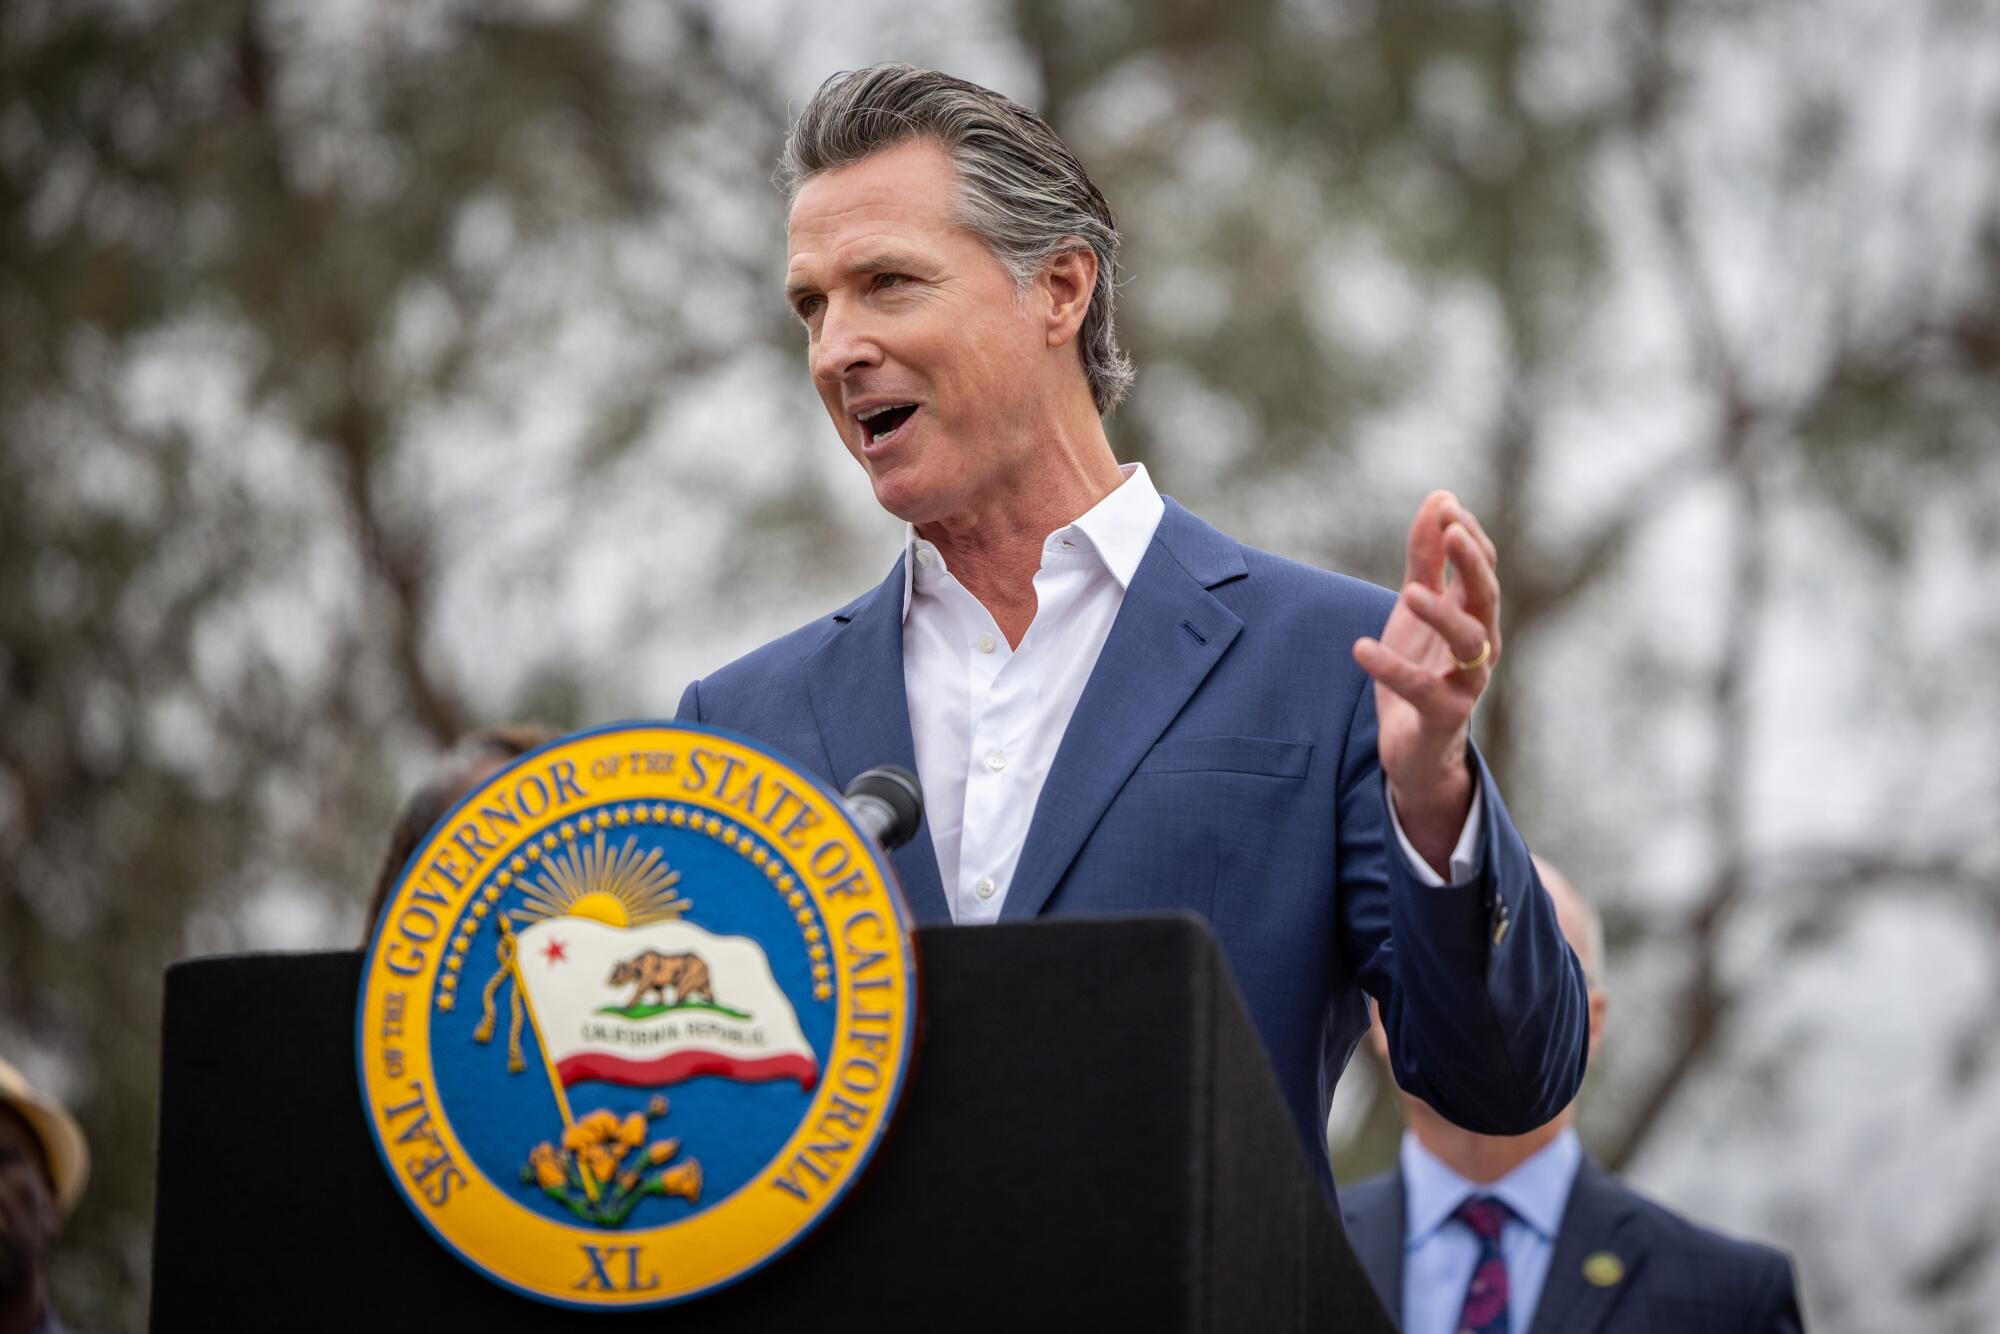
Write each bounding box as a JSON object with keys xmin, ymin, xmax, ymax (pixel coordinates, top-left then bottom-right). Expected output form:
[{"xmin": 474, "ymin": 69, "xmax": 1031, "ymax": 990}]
[{"xmin": 1452, "ymin": 1194, "xmax": 1513, "ymax": 1334}]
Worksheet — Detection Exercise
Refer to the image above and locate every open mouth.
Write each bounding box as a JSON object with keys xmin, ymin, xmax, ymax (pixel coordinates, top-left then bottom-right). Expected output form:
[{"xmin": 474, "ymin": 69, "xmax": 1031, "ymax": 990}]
[{"xmin": 856, "ymin": 403, "xmax": 919, "ymax": 449}]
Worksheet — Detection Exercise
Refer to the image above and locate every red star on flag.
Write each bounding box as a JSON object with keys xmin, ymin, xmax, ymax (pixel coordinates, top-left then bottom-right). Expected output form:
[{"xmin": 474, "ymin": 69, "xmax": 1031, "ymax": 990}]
[{"xmin": 541, "ymin": 937, "xmax": 568, "ymax": 964}]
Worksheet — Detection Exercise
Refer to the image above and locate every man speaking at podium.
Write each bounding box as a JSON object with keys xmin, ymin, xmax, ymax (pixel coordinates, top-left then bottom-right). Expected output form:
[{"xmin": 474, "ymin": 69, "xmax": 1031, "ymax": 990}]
[{"xmin": 676, "ymin": 64, "xmax": 1589, "ymax": 1195}]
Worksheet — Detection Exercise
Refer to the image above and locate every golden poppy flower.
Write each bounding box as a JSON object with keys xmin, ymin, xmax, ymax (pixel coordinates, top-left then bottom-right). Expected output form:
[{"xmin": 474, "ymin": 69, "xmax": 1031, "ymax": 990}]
[
  {"xmin": 659, "ymin": 1158, "xmax": 702, "ymax": 1202},
  {"xmin": 526, "ymin": 1143, "xmax": 566, "ymax": 1189},
  {"xmin": 618, "ymin": 1111, "xmax": 647, "ymax": 1147}
]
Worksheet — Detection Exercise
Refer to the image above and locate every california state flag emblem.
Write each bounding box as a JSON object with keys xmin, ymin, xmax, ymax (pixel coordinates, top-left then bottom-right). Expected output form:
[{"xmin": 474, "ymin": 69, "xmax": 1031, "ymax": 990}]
[{"xmin": 513, "ymin": 917, "xmax": 819, "ymax": 1090}]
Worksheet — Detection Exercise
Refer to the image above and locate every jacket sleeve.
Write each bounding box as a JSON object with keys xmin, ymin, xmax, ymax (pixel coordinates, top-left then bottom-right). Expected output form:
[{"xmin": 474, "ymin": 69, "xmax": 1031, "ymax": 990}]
[
  {"xmin": 1334, "ymin": 681, "xmax": 1590, "ymax": 1134},
  {"xmin": 1751, "ymin": 1250, "xmax": 1805, "ymax": 1334}
]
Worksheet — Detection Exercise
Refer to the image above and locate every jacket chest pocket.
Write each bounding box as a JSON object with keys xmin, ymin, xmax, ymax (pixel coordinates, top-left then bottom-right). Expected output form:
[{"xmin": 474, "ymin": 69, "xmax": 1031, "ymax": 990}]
[
  {"xmin": 1133, "ymin": 735, "xmax": 1313, "ymax": 780},
  {"xmin": 1123, "ymin": 735, "xmax": 1319, "ymax": 920},
  {"xmin": 1058, "ymin": 737, "xmax": 1317, "ymax": 919}
]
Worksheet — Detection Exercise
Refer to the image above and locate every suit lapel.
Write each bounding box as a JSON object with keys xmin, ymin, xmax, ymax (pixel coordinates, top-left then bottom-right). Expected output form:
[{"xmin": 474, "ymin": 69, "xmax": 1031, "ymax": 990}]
[
  {"xmin": 1344, "ymin": 1174, "xmax": 1407, "ymax": 1325},
  {"xmin": 1528, "ymin": 1159, "xmax": 1648, "ymax": 1334},
  {"xmin": 999, "ymin": 500, "xmax": 1245, "ymax": 921},
  {"xmin": 802, "ymin": 557, "xmax": 952, "ymax": 925}
]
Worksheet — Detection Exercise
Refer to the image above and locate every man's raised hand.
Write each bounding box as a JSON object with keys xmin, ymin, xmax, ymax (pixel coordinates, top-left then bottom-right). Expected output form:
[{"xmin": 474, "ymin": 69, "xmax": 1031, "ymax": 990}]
[{"xmin": 1351, "ymin": 490, "xmax": 1501, "ymax": 877}]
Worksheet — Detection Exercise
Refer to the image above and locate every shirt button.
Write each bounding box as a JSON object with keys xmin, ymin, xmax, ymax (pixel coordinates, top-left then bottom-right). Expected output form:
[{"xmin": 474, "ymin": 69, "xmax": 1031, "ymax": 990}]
[
  {"xmin": 984, "ymin": 749, "xmax": 1007, "ymax": 772},
  {"xmin": 976, "ymin": 633, "xmax": 996, "ymax": 654},
  {"xmin": 915, "ymin": 548, "xmax": 933, "ymax": 567},
  {"xmin": 974, "ymin": 877, "xmax": 996, "ymax": 900}
]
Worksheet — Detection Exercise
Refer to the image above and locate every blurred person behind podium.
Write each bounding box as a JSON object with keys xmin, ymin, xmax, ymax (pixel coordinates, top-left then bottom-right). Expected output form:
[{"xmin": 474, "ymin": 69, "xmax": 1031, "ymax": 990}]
[
  {"xmin": 1341, "ymin": 857, "xmax": 1804, "ymax": 1333},
  {"xmin": 362, "ymin": 723, "xmax": 558, "ymax": 939},
  {"xmin": 0, "ymin": 1059, "xmax": 88, "ymax": 1334},
  {"xmin": 674, "ymin": 62, "xmax": 1590, "ymax": 1197}
]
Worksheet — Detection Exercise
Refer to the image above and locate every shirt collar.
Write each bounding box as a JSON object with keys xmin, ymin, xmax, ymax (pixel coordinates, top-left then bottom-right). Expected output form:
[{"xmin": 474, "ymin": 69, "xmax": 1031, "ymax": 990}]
[
  {"xmin": 899, "ymin": 462, "xmax": 1164, "ymax": 620},
  {"xmin": 1399, "ymin": 1127, "xmax": 1582, "ymax": 1248}
]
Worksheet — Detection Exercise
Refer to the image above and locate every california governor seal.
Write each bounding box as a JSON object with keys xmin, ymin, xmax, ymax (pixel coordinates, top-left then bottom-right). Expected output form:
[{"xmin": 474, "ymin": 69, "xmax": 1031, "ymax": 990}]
[{"xmin": 357, "ymin": 722, "xmax": 918, "ymax": 1308}]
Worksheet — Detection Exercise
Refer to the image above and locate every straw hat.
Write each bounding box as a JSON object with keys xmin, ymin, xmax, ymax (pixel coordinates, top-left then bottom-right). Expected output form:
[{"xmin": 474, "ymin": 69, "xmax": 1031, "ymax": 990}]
[{"xmin": 0, "ymin": 1057, "xmax": 90, "ymax": 1217}]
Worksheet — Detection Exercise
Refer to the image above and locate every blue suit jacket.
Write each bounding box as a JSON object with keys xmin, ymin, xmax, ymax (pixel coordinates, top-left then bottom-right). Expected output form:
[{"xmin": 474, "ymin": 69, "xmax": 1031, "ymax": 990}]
[
  {"xmin": 1340, "ymin": 1159, "xmax": 1805, "ymax": 1332},
  {"xmin": 676, "ymin": 499, "xmax": 1589, "ymax": 1193}
]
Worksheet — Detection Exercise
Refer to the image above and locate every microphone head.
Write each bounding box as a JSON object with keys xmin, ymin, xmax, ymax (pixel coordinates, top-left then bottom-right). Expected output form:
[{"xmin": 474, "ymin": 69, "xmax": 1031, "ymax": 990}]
[{"xmin": 843, "ymin": 766, "xmax": 924, "ymax": 852}]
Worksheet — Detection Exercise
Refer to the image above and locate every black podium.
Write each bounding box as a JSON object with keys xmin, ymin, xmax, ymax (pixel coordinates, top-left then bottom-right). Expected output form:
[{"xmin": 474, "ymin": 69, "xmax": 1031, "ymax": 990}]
[{"xmin": 151, "ymin": 915, "xmax": 1393, "ymax": 1332}]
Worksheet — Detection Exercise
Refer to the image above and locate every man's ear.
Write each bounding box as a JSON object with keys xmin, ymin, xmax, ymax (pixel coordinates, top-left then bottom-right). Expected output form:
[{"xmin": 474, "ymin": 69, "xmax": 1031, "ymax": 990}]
[
  {"xmin": 1585, "ymin": 989, "xmax": 1609, "ymax": 1068},
  {"xmin": 1365, "ymin": 998, "xmax": 1390, "ymax": 1066},
  {"xmin": 1039, "ymin": 245, "xmax": 1097, "ymax": 349}
]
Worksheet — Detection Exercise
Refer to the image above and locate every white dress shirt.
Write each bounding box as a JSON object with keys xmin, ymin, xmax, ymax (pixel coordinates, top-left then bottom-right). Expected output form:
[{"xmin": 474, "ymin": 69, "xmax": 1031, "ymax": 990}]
[
  {"xmin": 1398, "ymin": 1127, "xmax": 1583, "ymax": 1334},
  {"xmin": 899, "ymin": 463, "xmax": 1482, "ymax": 923}
]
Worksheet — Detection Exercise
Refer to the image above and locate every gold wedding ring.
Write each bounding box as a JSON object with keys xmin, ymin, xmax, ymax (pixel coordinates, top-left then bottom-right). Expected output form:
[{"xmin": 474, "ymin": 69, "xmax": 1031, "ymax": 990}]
[{"xmin": 1453, "ymin": 639, "xmax": 1492, "ymax": 673}]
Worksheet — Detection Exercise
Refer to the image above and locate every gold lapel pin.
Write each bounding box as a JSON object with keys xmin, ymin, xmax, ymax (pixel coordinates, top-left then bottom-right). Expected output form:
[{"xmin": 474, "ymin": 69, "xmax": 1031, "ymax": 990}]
[{"xmin": 1582, "ymin": 1251, "xmax": 1625, "ymax": 1287}]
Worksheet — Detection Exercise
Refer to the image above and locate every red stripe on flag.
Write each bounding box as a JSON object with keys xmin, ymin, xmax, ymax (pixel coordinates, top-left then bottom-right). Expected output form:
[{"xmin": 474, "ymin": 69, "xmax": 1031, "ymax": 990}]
[{"xmin": 557, "ymin": 1049, "xmax": 819, "ymax": 1091}]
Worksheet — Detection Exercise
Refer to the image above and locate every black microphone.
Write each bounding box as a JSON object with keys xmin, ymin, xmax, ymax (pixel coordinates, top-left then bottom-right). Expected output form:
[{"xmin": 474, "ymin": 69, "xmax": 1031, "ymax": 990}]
[{"xmin": 843, "ymin": 766, "xmax": 924, "ymax": 852}]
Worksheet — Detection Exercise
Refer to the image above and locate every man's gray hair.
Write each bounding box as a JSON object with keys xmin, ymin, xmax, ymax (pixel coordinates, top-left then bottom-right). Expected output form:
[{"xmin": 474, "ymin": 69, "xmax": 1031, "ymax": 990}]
[{"xmin": 777, "ymin": 63, "xmax": 1135, "ymax": 415}]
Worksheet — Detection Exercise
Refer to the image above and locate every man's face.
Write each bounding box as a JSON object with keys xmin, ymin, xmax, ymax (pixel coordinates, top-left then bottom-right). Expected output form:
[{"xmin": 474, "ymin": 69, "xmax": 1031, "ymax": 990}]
[
  {"xmin": 785, "ymin": 138, "xmax": 1060, "ymax": 525},
  {"xmin": 0, "ymin": 1104, "xmax": 58, "ymax": 1298}
]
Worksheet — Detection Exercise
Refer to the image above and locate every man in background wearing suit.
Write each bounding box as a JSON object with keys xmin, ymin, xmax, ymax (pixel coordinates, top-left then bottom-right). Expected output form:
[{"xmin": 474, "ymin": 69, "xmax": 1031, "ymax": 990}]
[
  {"xmin": 1341, "ymin": 857, "xmax": 1804, "ymax": 1332},
  {"xmin": 676, "ymin": 62, "xmax": 1590, "ymax": 1193}
]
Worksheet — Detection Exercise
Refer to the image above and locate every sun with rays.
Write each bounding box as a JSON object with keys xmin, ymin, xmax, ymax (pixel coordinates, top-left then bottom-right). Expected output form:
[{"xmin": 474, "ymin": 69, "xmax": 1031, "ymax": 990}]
[{"xmin": 511, "ymin": 829, "xmax": 690, "ymax": 928}]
